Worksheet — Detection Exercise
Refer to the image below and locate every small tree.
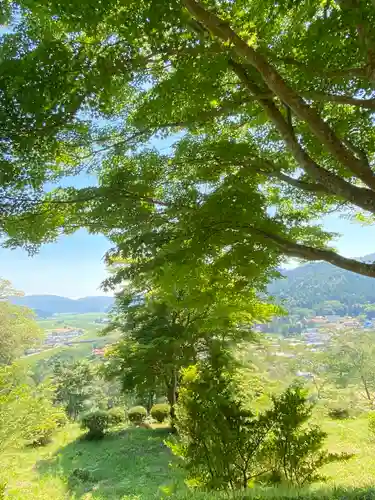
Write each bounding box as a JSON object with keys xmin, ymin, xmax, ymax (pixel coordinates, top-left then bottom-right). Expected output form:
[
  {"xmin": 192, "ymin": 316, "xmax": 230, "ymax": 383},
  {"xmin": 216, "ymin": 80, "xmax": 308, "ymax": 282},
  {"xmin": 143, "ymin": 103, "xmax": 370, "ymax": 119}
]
[
  {"xmin": 0, "ymin": 280, "xmax": 42, "ymax": 365},
  {"xmin": 169, "ymin": 356, "xmax": 275, "ymax": 490},
  {"xmin": 170, "ymin": 357, "xmax": 349, "ymax": 491},
  {"xmin": 104, "ymin": 274, "xmax": 278, "ymax": 428},
  {"xmin": 269, "ymin": 386, "xmax": 342, "ymax": 486},
  {"xmin": 326, "ymin": 329, "xmax": 375, "ymax": 407},
  {"xmin": 0, "ymin": 365, "xmax": 62, "ymax": 449},
  {"xmin": 53, "ymin": 360, "xmax": 96, "ymax": 419}
]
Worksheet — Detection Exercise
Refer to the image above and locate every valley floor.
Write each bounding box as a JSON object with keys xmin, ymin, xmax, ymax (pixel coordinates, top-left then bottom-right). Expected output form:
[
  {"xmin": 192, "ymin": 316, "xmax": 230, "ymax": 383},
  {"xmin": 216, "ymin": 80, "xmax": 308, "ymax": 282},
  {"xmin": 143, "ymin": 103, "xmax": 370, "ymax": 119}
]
[{"xmin": 2, "ymin": 418, "xmax": 375, "ymax": 499}]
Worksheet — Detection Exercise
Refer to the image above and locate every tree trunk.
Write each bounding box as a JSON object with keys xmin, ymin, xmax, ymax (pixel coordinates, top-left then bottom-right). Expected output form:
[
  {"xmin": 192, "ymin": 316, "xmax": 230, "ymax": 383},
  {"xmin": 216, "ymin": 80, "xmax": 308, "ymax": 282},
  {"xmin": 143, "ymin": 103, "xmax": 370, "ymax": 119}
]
[
  {"xmin": 361, "ymin": 375, "xmax": 372, "ymax": 403},
  {"xmin": 146, "ymin": 391, "xmax": 155, "ymax": 413},
  {"xmin": 167, "ymin": 370, "xmax": 179, "ymax": 433}
]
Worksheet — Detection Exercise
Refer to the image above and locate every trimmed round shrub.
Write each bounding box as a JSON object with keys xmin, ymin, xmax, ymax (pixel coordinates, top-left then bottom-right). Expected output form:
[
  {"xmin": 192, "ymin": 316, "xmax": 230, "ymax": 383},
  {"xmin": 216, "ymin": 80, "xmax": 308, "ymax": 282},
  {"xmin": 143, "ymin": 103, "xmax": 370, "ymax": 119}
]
[
  {"xmin": 328, "ymin": 407, "xmax": 350, "ymax": 420},
  {"xmin": 151, "ymin": 403, "xmax": 170, "ymax": 423},
  {"xmin": 80, "ymin": 410, "xmax": 110, "ymax": 439},
  {"xmin": 107, "ymin": 407, "xmax": 125, "ymax": 426},
  {"xmin": 128, "ymin": 406, "xmax": 147, "ymax": 425}
]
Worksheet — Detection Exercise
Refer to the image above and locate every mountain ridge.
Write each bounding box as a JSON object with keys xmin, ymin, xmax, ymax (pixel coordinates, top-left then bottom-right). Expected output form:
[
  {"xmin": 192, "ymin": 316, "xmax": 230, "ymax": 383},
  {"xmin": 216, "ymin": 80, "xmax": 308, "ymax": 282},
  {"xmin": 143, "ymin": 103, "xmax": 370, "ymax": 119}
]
[{"xmin": 9, "ymin": 294, "xmax": 115, "ymax": 316}]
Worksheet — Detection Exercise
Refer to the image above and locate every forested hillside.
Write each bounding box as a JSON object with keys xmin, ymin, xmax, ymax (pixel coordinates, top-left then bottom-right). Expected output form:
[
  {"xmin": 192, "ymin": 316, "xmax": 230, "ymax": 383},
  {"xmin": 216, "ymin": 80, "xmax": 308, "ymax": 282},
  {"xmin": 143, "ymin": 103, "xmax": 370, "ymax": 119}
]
[{"xmin": 269, "ymin": 254, "xmax": 375, "ymax": 316}]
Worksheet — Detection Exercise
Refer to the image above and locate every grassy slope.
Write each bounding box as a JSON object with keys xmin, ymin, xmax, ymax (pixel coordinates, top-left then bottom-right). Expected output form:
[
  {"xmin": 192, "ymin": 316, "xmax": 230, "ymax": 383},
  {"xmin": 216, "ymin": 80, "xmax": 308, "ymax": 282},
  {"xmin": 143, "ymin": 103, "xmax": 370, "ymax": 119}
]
[
  {"xmin": 322, "ymin": 418, "xmax": 375, "ymax": 488},
  {"xmin": 19, "ymin": 313, "xmax": 121, "ymax": 370},
  {"xmin": 2, "ymin": 417, "xmax": 375, "ymax": 499}
]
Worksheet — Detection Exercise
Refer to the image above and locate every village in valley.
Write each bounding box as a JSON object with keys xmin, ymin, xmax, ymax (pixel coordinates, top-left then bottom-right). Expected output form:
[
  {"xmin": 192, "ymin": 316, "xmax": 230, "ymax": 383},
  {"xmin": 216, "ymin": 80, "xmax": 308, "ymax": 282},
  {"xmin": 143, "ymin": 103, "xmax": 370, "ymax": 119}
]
[{"xmin": 24, "ymin": 314, "xmax": 112, "ymax": 358}]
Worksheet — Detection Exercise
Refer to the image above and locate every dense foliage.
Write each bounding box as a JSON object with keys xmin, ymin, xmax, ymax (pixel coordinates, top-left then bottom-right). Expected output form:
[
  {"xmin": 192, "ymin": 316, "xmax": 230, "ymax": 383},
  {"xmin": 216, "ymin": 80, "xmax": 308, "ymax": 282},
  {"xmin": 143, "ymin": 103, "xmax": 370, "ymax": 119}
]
[
  {"xmin": 0, "ymin": 0, "xmax": 375, "ymax": 283},
  {"xmin": 0, "ymin": 364, "xmax": 64, "ymax": 450},
  {"xmin": 22, "ymin": 395, "xmax": 67, "ymax": 447},
  {"xmin": 107, "ymin": 407, "xmax": 126, "ymax": 426},
  {"xmin": 104, "ymin": 270, "xmax": 277, "ymax": 420},
  {"xmin": 170, "ymin": 359, "xmax": 345, "ymax": 490},
  {"xmin": 2, "ymin": 1, "xmax": 375, "ymax": 496},
  {"xmin": 269, "ymin": 387, "xmax": 340, "ymax": 486},
  {"xmin": 269, "ymin": 257, "xmax": 375, "ymax": 318}
]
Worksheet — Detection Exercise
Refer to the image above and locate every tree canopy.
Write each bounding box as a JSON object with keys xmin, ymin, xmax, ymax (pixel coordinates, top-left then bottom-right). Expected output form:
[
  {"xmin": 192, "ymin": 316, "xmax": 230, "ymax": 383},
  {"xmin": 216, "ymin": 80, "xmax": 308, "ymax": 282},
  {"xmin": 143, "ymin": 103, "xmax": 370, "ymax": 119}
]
[{"xmin": 1, "ymin": 1, "xmax": 375, "ymax": 280}]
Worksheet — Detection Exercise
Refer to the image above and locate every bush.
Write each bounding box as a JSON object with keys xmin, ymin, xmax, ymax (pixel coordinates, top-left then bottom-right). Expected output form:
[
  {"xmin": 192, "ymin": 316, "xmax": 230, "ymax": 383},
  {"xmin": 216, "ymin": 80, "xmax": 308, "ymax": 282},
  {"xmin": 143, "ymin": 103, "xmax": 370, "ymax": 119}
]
[
  {"xmin": 27, "ymin": 422, "xmax": 55, "ymax": 447},
  {"xmin": 269, "ymin": 386, "xmax": 351, "ymax": 486},
  {"xmin": 23, "ymin": 400, "xmax": 64, "ymax": 447},
  {"xmin": 169, "ymin": 360, "xmax": 349, "ymax": 491},
  {"xmin": 80, "ymin": 410, "xmax": 110, "ymax": 439},
  {"xmin": 107, "ymin": 407, "xmax": 125, "ymax": 426},
  {"xmin": 328, "ymin": 407, "xmax": 350, "ymax": 420},
  {"xmin": 169, "ymin": 362, "xmax": 275, "ymax": 490},
  {"xmin": 151, "ymin": 403, "xmax": 170, "ymax": 423},
  {"xmin": 54, "ymin": 408, "xmax": 69, "ymax": 428},
  {"xmin": 368, "ymin": 412, "xmax": 375, "ymax": 437},
  {"xmin": 128, "ymin": 406, "xmax": 147, "ymax": 425}
]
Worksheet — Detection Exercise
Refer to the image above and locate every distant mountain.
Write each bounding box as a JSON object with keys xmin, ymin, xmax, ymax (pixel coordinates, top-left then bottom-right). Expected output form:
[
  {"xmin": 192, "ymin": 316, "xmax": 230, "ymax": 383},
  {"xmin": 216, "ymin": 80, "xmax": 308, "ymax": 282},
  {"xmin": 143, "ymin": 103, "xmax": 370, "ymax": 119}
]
[
  {"xmin": 268, "ymin": 253, "xmax": 375, "ymax": 315},
  {"xmin": 9, "ymin": 295, "xmax": 115, "ymax": 316}
]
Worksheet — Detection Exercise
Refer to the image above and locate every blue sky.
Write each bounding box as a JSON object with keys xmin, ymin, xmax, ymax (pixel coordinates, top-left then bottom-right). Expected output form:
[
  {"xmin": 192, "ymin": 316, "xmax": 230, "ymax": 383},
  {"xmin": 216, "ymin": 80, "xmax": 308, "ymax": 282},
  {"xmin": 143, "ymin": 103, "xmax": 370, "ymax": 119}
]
[
  {"xmin": 0, "ymin": 231, "xmax": 112, "ymax": 297},
  {"xmin": 0, "ymin": 212, "xmax": 374, "ymax": 298},
  {"xmin": 0, "ymin": 144, "xmax": 374, "ymax": 297}
]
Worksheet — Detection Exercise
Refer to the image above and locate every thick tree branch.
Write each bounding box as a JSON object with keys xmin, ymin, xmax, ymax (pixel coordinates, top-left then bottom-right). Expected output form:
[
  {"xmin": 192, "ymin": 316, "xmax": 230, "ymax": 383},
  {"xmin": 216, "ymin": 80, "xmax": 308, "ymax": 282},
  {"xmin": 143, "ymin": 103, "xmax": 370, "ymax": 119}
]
[
  {"xmin": 183, "ymin": 0, "xmax": 375, "ymax": 191},
  {"xmin": 252, "ymin": 228, "xmax": 375, "ymax": 278},
  {"xmin": 229, "ymin": 60, "xmax": 375, "ymax": 214},
  {"xmin": 0, "ymin": 188, "xmax": 169, "ymax": 223},
  {"xmin": 271, "ymin": 172, "xmax": 332, "ymax": 194},
  {"xmin": 342, "ymin": 137, "xmax": 370, "ymax": 166},
  {"xmin": 239, "ymin": 156, "xmax": 332, "ymax": 195},
  {"xmin": 303, "ymin": 92, "xmax": 375, "ymax": 110},
  {"xmin": 81, "ymin": 94, "xmax": 265, "ymax": 161},
  {"xmin": 259, "ymin": 50, "xmax": 368, "ymax": 79}
]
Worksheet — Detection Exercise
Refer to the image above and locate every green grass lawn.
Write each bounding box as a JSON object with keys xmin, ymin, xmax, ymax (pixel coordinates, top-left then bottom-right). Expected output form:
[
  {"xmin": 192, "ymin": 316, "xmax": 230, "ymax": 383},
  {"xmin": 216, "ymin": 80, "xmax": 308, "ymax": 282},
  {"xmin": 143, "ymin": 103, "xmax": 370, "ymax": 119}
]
[
  {"xmin": 2, "ymin": 415, "xmax": 375, "ymax": 499},
  {"xmin": 1, "ymin": 425, "xmax": 187, "ymax": 500}
]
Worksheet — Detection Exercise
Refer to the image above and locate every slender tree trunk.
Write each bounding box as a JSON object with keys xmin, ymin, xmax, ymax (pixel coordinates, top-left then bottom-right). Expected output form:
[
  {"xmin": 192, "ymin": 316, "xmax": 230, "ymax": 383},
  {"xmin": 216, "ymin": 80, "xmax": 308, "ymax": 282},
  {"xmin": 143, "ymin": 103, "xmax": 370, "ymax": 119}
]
[
  {"xmin": 167, "ymin": 370, "xmax": 179, "ymax": 432},
  {"xmin": 146, "ymin": 391, "xmax": 155, "ymax": 413},
  {"xmin": 361, "ymin": 375, "xmax": 372, "ymax": 403}
]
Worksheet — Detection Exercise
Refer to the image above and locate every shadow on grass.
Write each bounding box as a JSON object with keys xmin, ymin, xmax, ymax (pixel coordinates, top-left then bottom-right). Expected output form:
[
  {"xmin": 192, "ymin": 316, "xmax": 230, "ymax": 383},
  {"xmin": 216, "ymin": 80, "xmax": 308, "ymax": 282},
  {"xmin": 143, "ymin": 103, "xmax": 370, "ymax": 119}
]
[
  {"xmin": 175, "ymin": 486, "xmax": 375, "ymax": 499},
  {"xmin": 37, "ymin": 426, "xmax": 184, "ymax": 499},
  {"xmin": 36, "ymin": 426, "xmax": 375, "ymax": 499},
  {"xmin": 240, "ymin": 486, "xmax": 375, "ymax": 500}
]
